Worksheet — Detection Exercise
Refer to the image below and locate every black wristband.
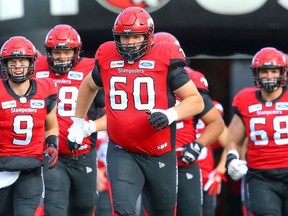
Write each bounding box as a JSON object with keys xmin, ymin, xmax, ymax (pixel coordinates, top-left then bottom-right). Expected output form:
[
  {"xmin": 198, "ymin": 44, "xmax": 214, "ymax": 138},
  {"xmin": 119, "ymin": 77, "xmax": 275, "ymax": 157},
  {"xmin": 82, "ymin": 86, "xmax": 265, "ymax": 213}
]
[
  {"xmin": 45, "ymin": 135, "xmax": 59, "ymax": 149},
  {"xmin": 225, "ymin": 153, "xmax": 238, "ymax": 170}
]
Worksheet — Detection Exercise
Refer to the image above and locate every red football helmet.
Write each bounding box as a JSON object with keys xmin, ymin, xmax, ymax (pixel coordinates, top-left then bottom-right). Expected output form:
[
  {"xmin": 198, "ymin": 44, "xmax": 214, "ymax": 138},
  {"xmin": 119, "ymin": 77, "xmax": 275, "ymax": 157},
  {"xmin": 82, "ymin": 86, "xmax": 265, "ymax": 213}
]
[
  {"xmin": 153, "ymin": 32, "xmax": 181, "ymax": 47},
  {"xmin": 0, "ymin": 36, "xmax": 37, "ymax": 82},
  {"xmin": 44, "ymin": 24, "xmax": 82, "ymax": 75},
  {"xmin": 251, "ymin": 47, "xmax": 287, "ymax": 92},
  {"xmin": 112, "ymin": 6, "xmax": 154, "ymax": 62},
  {"xmin": 153, "ymin": 31, "xmax": 186, "ymax": 58}
]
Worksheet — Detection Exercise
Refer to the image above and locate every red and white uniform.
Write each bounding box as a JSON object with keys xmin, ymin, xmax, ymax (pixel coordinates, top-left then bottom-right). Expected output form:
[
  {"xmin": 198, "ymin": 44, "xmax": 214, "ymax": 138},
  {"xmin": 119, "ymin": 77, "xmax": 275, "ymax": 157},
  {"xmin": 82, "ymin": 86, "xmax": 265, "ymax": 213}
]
[
  {"xmin": 35, "ymin": 56, "xmax": 95, "ymax": 156},
  {"xmin": 176, "ymin": 70, "xmax": 210, "ymax": 167},
  {"xmin": 0, "ymin": 78, "xmax": 57, "ymax": 170},
  {"xmin": 197, "ymin": 101, "xmax": 224, "ymax": 185},
  {"xmin": 233, "ymin": 87, "xmax": 288, "ymax": 169},
  {"xmin": 94, "ymin": 41, "xmax": 186, "ymax": 156}
]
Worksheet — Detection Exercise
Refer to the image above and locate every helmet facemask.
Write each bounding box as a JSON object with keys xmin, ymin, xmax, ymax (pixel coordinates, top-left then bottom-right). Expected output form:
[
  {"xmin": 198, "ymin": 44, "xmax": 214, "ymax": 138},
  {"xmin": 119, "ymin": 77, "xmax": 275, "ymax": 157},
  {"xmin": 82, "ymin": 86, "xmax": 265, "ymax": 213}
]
[
  {"xmin": 1, "ymin": 58, "xmax": 35, "ymax": 83},
  {"xmin": 252, "ymin": 66, "xmax": 286, "ymax": 92},
  {"xmin": 113, "ymin": 33, "xmax": 151, "ymax": 63},
  {"xmin": 0, "ymin": 36, "xmax": 36, "ymax": 83},
  {"xmin": 46, "ymin": 47, "xmax": 79, "ymax": 76},
  {"xmin": 44, "ymin": 24, "xmax": 82, "ymax": 75},
  {"xmin": 251, "ymin": 47, "xmax": 287, "ymax": 93},
  {"xmin": 112, "ymin": 7, "xmax": 154, "ymax": 63}
]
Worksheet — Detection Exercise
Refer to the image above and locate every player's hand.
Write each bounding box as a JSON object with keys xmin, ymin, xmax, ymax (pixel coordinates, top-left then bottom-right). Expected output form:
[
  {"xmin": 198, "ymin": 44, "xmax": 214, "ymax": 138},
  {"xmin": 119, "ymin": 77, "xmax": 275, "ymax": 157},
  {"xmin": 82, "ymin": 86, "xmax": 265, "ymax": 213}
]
[
  {"xmin": 227, "ymin": 159, "xmax": 247, "ymax": 180},
  {"xmin": 67, "ymin": 117, "xmax": 85, "ymax": 152},
  {"xmin": 43, "ymin": 145, "xmax": 58, "ymax": 169},
  {"xmin": 181, "ymin": 142, "xmax": 204, "ymax": 164},
  {"xmin": 147, "ymin": 108, "xmax": 178, "ymax": 130},
  {"xmin": 83, "ymin": 120, "xmax": 97, "ymax": 137},
  {"xmin": 203, "ymin": 170, "xmax": 227, "ymax": 196},
  {"xmin": 225, "ymin": 150, "xmax": 248, "ymax": 181}
]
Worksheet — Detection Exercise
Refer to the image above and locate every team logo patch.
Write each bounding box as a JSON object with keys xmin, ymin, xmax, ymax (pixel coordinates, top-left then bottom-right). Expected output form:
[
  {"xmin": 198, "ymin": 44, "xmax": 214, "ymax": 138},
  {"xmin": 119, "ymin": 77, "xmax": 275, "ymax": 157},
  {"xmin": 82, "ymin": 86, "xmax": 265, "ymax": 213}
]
[
  {"xmin": 30, "ymin": 100, "xmax": 45, "ymax": 108},
  {"xmin": 276, "ymin": 102, "xmax": 288, "ymax": 110},
  {"xmin": 2, "ymin": 100, "xmax": 16, "ymax": 109},
  {"xmin": 110, "ymin": 61, "xmax": 124, "ymax": 68},
  {"xmin": 68, "ymin": 71, "xmax": 84, "ymax": 80},
  {"xmin": 248, "ymin": 104, "xmax": 262, "ymax": 113},
  {"xmin": 35, "ymin": 71, "xmax": 50, "ymax": 78},
  {"xmin": 157, "ymin": 142, "xmax": 167, "ymax": 150},
  {"xmin": 139, "ymin": 60, "xmax": 155, "ymax": 69}
]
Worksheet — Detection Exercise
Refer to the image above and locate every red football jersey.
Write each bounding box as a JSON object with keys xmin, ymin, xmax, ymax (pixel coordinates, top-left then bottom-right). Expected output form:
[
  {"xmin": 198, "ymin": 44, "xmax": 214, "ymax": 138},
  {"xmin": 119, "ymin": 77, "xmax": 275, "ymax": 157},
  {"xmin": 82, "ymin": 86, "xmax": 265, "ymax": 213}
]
[
  {"xmin": 35, "ymin": 57, "xmax": 95, "ymax": 155},
  {"xmin": 187, "ymin": 69, "xmax": 209, "ymax": 91},
  {"xmin": 175, "ymin": 69, "xmax": 209, "ymax": 167},
  {"xmin": 197, "ymin": 101, "xmax": 224, "ymax": 184},
  {"xmin": 233, "ymin": 87, "xmax": 288, "ymax": 169},
  {"xmin": 94, "ymin": 41, "xmax": 186, "ymax": 155},
  {"xmin": 0, "ymin": 78, "xmax": 57, "ymax": 162}
]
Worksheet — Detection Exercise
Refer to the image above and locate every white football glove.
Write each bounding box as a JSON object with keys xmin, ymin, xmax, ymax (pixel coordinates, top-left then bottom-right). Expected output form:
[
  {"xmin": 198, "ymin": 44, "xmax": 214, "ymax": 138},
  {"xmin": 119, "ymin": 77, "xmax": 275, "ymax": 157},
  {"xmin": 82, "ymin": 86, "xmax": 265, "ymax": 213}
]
[
  {"xmin": 226, "ymin": 151, "xmax": 248, "ymax": 181},
  {"xmin": 67, "ymin": 117, "xmax": 85, "ymax": 151},
  {"xmin": 83, "ymin": 120, "xmax": 97, "ymax": 137}
]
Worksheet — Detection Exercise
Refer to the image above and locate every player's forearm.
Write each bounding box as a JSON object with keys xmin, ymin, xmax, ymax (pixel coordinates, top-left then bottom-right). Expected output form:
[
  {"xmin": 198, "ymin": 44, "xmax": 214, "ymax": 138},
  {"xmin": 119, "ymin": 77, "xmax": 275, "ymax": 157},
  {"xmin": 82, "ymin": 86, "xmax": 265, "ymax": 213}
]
[
  {"xmin": 91, "ymin": 115, "xmax": 107, "ymax": 131},
  {"xmin": 45, "ymin": 107, "xmax": 59, "ymax": 137},
  {"xmin": 196, "ymin": 120, "xmax": 224, "ymax": 147},
  {"xmin": 217, "ymin": 126, "xmax": 228, "ymax": 148},
  {"xmin": 45, "ymin": 127, "xmax": 59, "ymax": 139},
  {"xmin": 173, "ymin": 81, "xmax": 204, "ymax": 120},
  {"xmin": 75, "ymin": 75, "xmax": 98, "ymax": 118},
  {"xmin": 173, "ymin": 94, "xmax": 204, "ymax": 121},
  {"xmin": 215, "ymin": 148, "xmax": 227, "ymax": 174},
  {"xmin": 226, "ymin": 115, "xmax": 246, "ymax": 153}
]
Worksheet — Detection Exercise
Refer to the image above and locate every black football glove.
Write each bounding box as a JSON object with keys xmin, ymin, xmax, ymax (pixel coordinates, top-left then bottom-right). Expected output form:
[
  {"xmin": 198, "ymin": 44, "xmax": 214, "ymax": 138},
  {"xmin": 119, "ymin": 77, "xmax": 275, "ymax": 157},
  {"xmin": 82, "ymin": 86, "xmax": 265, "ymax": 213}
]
[
  {"xmin": 181, "ymin": 141, "xmax": 204, "ymax": 164},
  {"xmin": 147, "ymin": 108, "xmax": 178, "ymax": 131},
  {"xmin": 43, "ymin": 145, "xmax": 58, "ymax": 169},
  {"xmin": 43, "ymin": 135, "xmax": 59, "ymax": 169},
  {"xmin": 68, "ymin": 140, "xmax": 82, "ymax": 152}
]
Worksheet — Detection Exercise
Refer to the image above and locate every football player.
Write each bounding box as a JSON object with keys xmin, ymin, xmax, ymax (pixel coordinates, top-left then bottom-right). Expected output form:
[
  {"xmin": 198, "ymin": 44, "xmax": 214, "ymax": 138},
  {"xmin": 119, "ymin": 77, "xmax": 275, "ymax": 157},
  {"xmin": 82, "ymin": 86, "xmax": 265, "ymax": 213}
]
[
  {"xmin": 152, "ymin": 32, "xmax": 225, "ymax": 216},
  {"xmin": 35, "ymin": 24, "xmax": 105, "ymax": 216},
  {"xmin": 226, "ymin": 47, "xmax": 288, "ymax": 215},
  {"xmin": 67, "ymin": 6, "xmax": 204, "ymax": 216},
  {"xmin": 0, "ymin": 36, "xmax": 59, "ymax": 216}
]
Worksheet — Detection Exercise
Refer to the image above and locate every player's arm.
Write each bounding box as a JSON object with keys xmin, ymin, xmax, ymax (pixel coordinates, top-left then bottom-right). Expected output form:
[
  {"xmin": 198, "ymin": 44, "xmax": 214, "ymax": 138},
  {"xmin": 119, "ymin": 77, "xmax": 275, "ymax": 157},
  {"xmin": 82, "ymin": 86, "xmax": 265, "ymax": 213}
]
[
  {"xmin": 67, "ymin": 71, "xmax": 105, "ymax": 150},
  {"xmin": 45, "ymin": 105, "xmax": 59, "ymax": 138},
  {"xmin": 75, "ymin": 72, "xmax": 99, "ymax": 118},
  {"xmin": 173, "ymin": 80, "xmax": 204, "ymax": 120},
  {"xmin": 88, "ymin": 114, "xmax": 107, "ymax": 132},
  {"xmin": 215, "ymin": 126, "xmax": 228, "ymax": 174},
  {"xmin": 180, "ymin": 94, "xmax": 223, "ymax": 165},
  {"xmin": 148, "ymin": 79, "xmax": 204, "ymax": 131},
  {"xmin": 226, "ymin": 114, "xmax": 246, "ymax": 153},
  {"xmin": 44, "ymin": 105, "xmax": 59, "ymax": 169},
  {"xmin": 195, "ymin": 106, "xmax": 225, "ymax": 147},
  {"xmin": 225, "ymin": 114, "xmax": 248, "ymax": 180}
]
